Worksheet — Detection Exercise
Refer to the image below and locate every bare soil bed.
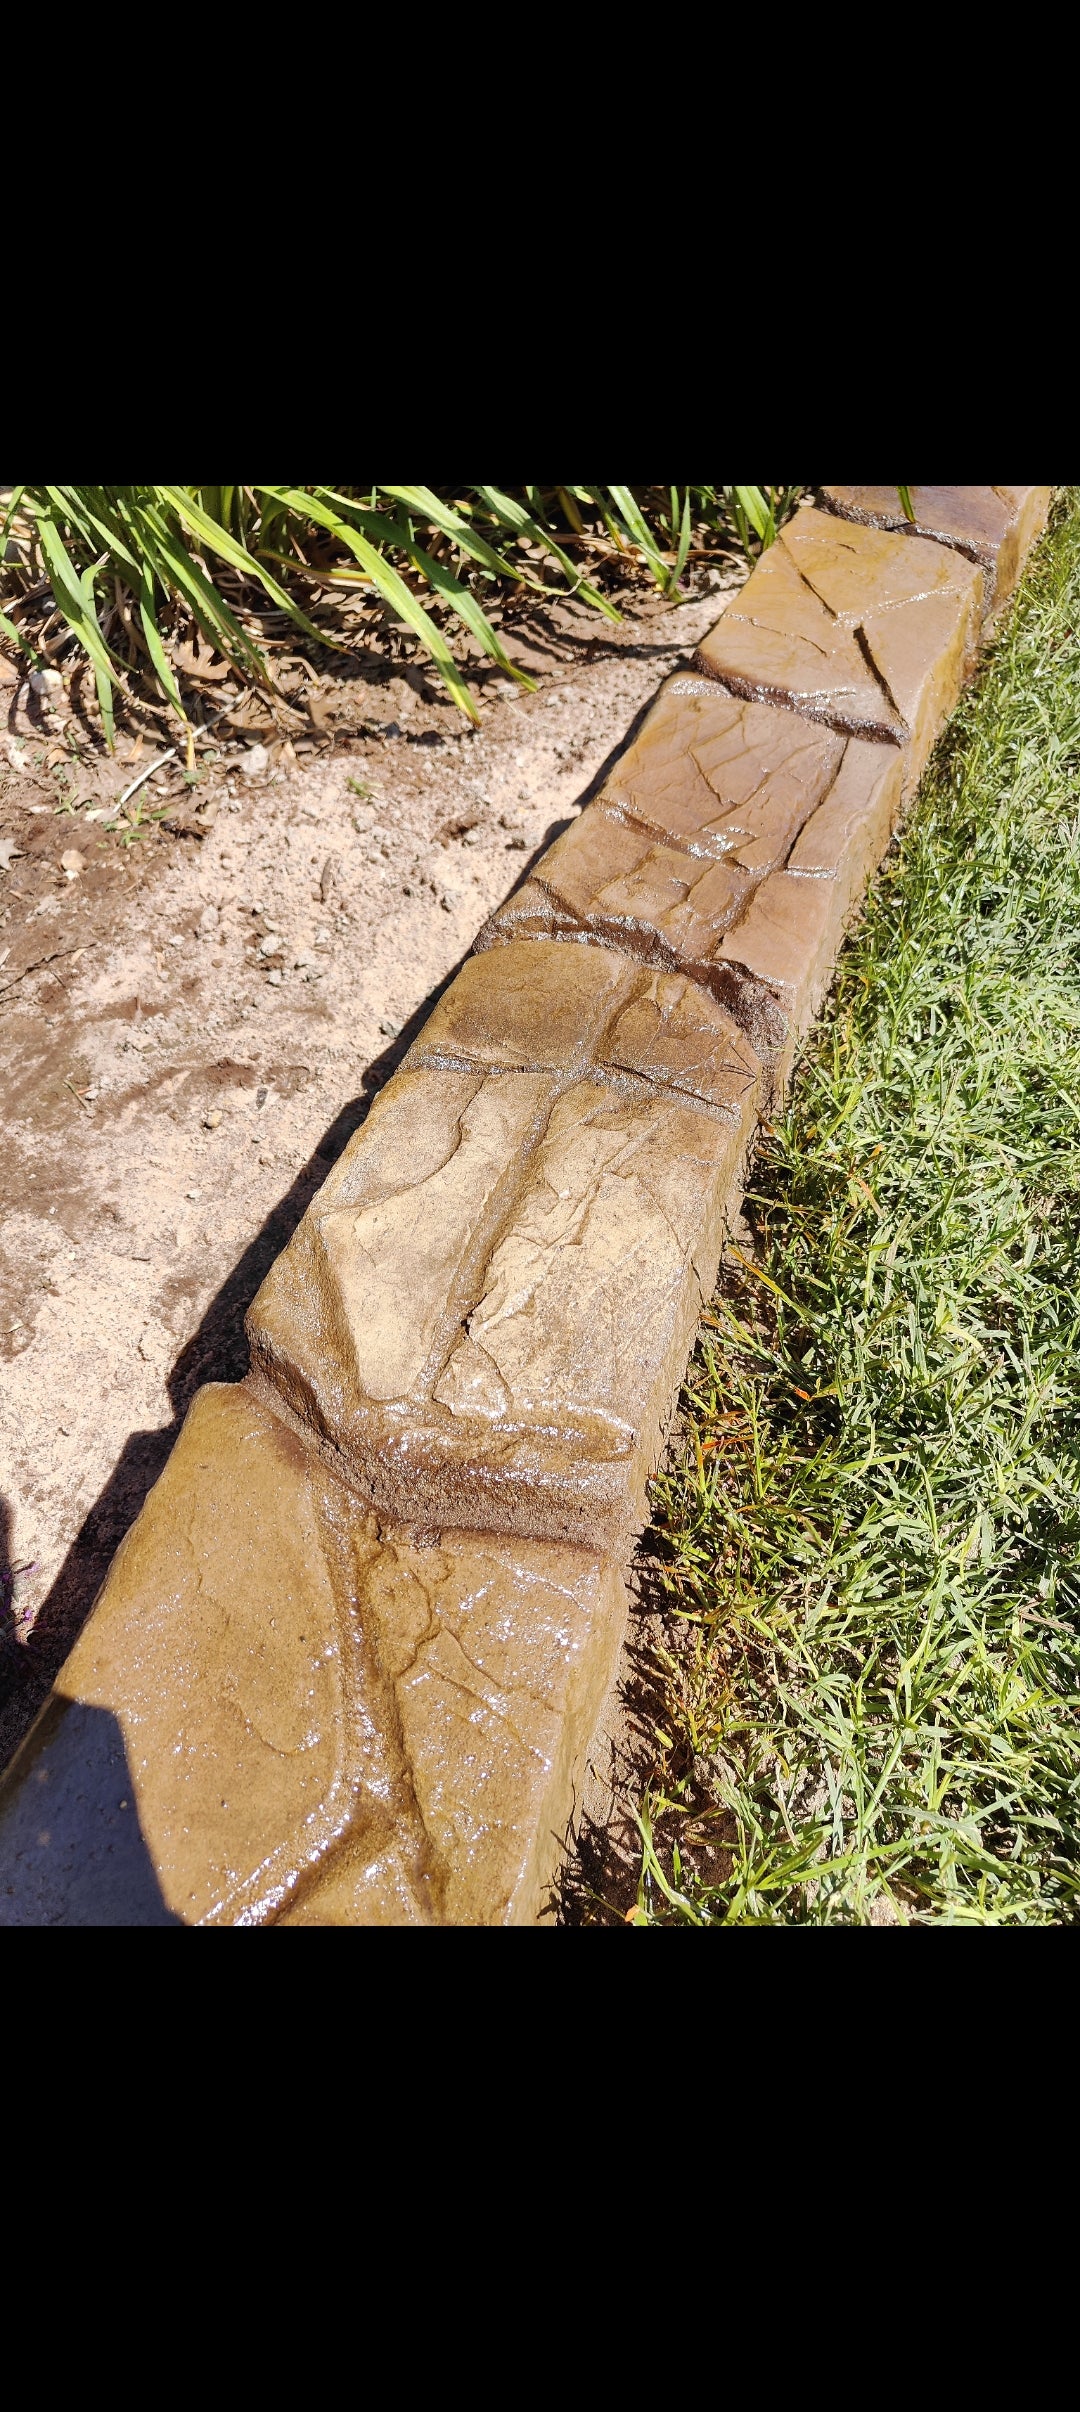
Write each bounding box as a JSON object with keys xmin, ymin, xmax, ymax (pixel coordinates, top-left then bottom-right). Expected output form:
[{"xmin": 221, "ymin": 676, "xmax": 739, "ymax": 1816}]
[{"xmin": 0, "ymin": 561, "xmax": 742, "ymax": 1771}]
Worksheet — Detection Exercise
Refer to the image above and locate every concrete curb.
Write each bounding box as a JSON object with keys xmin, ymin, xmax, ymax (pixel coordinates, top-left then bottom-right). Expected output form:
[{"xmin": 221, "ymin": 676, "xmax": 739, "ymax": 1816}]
[{"xmin": 0, "ymin": 489, "xmax": 1053, "ymax": 1925}]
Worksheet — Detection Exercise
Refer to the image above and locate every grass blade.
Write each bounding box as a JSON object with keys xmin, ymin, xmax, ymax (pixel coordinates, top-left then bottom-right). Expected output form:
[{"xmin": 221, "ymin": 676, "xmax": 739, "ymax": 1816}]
[
  {"xmin": 133, "ymin": 499, "xmax": 269, "ymax": 684},
  {"xmin": 80, "ymin": 560, "xmax": 114, "ymax": 748},
  {"xmin": 32, "ymin": 508, "xmax": 117, "ymax": 686},
  {"xmin": 376, "ymin": 487, "xmax": 521, "ymax": 581},
  {"xmin": 605, "ymin": 484, "xmax": 672, "ymax": 592},
  {"xmin": 137, "ymin": 559, "xmax": 186, "ymax": 724},
  {"xmin": 473, "ymin": 486, "xmax": 619, "ymax": 619},
  {"xmin": 733, "ymin": 485, "xmax": 773, "ymax": 544},
  {"xmin": 260, "ymin": 486, "xmax": 480, "ymax": 720},
  {"xmin": 0, "ymin": 605, "xmax": 44, "ymax": 671},
  {"xmin": 159, "ymin": 487, "xmax": 332, "ymax": 651}
]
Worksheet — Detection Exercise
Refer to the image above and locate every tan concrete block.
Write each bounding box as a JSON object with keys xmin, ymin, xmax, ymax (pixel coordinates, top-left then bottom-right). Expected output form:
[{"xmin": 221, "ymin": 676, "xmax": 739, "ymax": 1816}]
[
  {"xmin": 247, "ymin": 1064, "xmax": 554, "ymax": 1432},
  {"xmin": 860, "ymin": 589, "xmax": 978, "ymax": 787},
  {"xmin": 426, "ymin": 1078, "xmax": 745, "ymax": 1546},
  {"xmin": 476, "ymin": 873, "xmax": 789, "ymax": 1061},
  {"xmin": 405, "ymin": 934, "xmax": 629, "ymax": 1074},
  {"xmin": 818, "ymin": 485, "xmax": 1052, "ymax": 613},
  {"xmin": 787, "ymin": 737, "xmax": 906, "ymax": 921},
  {"xmin": 248, "ymin": 950, "xmax": 767, "ymax": 1551},
  {"xmin": 281, "ymin": 1525, "xmax": 626, "ymax": 1926},
  {"xmin": 718, "ymin": 870, "xmax": 846, "ymax": 1056},
  {"xmin": 0, "ymin": 1384, "xmax": 414, "ymax": 1926},
  {"xmin": 694, "ymin": 536, "xmax": 906, "ymax": 742},
  {"xmin": 0, "ymin": 1384, "xmax": 627, "ymax": 1927},
  {"xmin": 782, "ymin": 503, "xmax": 983, "ymax": 625},
  {"xmin": 474, "ymin": 695, "xmax": 879, "ymax": 1059},
  {"xmin": 251, "ymin": 1064, "xmax": 747, "ymax": 1550},
  {"xmin": 596, "ymin": 965, "xmax": 763, "ymax": 1120},
  {"xmin": 598, "ymin": 672, "xmax": 845, "ymax": 864},
  {"xmin": 477, "ymin": 809, "xmax": 751, "ymax": 963},
  {"xmin": 694, "ymin": 508, "xmax": 983, "ymax": 763},
  {"xmin": 992, "ymin": 486, "xmax": 1053, "ymax": 609}
]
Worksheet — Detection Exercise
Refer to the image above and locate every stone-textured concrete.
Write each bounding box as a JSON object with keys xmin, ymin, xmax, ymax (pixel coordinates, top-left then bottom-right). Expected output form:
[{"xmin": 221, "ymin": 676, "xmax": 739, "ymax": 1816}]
[
  {"xmin": 596, "ymin": 969, "xmax": 761, "ymax": 1118},
  {"xmin": 427, "ymin": 1078, "xmax": 746, "ymax": 1543},
  {"xmin": 246, "ymin": 940, "xmax": 763, "ymax": 1550},
  {"xmin": 476, "ymin": 814, "xmax": 753, "ymax": 969},
  {"xmin": 0, "ymin": 1384, "xmax": 625, "ymax": 1925},
  {"xmin": 405, "ymin": 935, "xmax": 629, "ymax": 1075},
  {"xmin": 477, "ymin": 704, "xmax": 904, "ymax": 1056},
  {"xmin": 0, "ymin": 487, "xmax": 1052, "ymax": 1922},
  {"xmin": 817, "ymin": 486, "xmax": 1052, "ymax": 616},
  {"xmin": 694, "ymin": 507, "xmax": 983, "ymax": 775},
  {"xmin": 786, "ymin": 736, "xmax": 906, "ymax": 918},
  {"xmin": 597, "ymin": 675, "xmax": 846, "ymax": 862}
]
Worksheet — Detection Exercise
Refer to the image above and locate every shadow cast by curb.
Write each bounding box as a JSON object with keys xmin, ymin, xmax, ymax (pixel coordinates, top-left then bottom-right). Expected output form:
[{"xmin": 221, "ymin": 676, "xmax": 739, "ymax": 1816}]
[
  {"xmin": 0, "ymin": 1695, "xmax": 183, "ymax": 1926},
  {"xmin": 0, "ymin": 951, "xmax": 468, "ymax": 1774}
]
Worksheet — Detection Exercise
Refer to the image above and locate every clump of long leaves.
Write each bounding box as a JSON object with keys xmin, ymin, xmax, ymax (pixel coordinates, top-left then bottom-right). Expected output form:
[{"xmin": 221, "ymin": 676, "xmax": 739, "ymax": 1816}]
[{"xmin": 0, "ymin": 484, "xmax": 801, "ymax": 743}]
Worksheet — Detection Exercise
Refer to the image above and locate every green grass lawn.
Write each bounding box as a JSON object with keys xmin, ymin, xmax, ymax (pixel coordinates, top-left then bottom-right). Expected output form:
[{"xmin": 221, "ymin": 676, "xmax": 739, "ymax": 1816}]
[{"xmin": 628, "ymin": 490, "xmax": 1080, "ymax": 1926}]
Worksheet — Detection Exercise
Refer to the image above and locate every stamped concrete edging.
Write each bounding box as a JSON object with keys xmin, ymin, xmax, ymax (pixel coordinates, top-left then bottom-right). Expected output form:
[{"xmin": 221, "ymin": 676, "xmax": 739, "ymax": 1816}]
[{"xmin": 0, "ymin": 487, "xmax": 1053, "ymax": 1926}]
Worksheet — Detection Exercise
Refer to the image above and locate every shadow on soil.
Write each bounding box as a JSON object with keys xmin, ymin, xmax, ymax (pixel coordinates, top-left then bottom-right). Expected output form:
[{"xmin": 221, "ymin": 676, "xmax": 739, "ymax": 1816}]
[
  {"xmin": 0, "ymin": 681, "xmax": 682, "ymax": 1779},
  {"xmin": 0, "ymin": 965, "xmax": 453, "ymax": 1773},
  {"xmin": 0, "ymin": 1694, "xmax": 182, "ymax": 1926}
]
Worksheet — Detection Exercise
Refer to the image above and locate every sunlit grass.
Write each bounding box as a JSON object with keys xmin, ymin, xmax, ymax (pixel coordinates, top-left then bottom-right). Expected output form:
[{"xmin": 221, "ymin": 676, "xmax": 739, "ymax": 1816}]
[{"xmin": 629, "ymin": 490, "xmax": 1080, "ymax": 1926}]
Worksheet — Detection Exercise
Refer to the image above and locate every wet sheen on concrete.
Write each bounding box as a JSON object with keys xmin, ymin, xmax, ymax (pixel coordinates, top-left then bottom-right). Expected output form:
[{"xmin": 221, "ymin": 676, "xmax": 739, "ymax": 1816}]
[{"xmin": 0, "ymin": 488, "xmax": 1053, "ymax": 1923}]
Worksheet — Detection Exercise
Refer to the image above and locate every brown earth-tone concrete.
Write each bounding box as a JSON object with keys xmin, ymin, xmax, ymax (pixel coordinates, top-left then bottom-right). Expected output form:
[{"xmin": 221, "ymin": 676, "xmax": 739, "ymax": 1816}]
[
  {"xmin": 0, "ymin": 1382, "xmax": 625, "ymax": 1925},
  {"xmin": 246, "ymin": 1063, "xmax": 555, "ymax": 1431},
  {"xmin": 718, "ymin": 874, "xmax": 845, "ymax": 1062},
  {"xmin": 715, "ymin": 739, "xmax": 909, "ymax": 1093},
  {"xmin": 427, "ymin": 1078, "xmax": 746, "ymax": 1541},
  {"xmin": 817, "ymin": 486, "xmax": 1052, "ymax": 616},
  {"xmin": 787, "ymin": 737, "xmax": 907, "ymax": 922},
  {"xmin": 0, "ymin": 487, "xmax": 1052, "ymax": 1922},
  {"xmin": 694, "ymin": 538, "xmax": 907, "ymax": 742},
  {"xmin": 475, "ymin": 683, "xmax": 847, "ymax": 1034},
  {"xmin": 596, "ymin": 675, "xmax": 845, "ymax": 864},
  {"xmin": 247, "ymin": 1033, "xmax": 755, "ymax": 1551},
  {"xmin": 781, "ymin": 505, "xmax": 982, "ymax": 626},
  {"xmin": 596, "ymin": 968, "xmax": 761, "ymax": 1119},
  {"xmin": 280, "ymin": 1511, "xmax": 625, "ymax": 1927},
  {"xmin": 476, "ymin": 695, "xmax": 897, "ymax": 1055},
  {"xmin": 474, "ymin": 813, "xmax": 753, "ymax": 970},
  {"xmin": 694, "ymin": 508, "xmax": 984, "ymax": 777},
  {"xmin": 404, "ymin": 934, "xmax": 629, "ymax": 1075}
]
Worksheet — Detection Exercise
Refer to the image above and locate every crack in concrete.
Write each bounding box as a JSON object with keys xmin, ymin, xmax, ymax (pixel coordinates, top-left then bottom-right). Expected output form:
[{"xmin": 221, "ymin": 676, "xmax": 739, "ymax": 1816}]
[
  {"xmin": 689, "ymin": 659, "xmax": 904, "ymax": 746},
  {"xmin": 821, "ymin": 486, "xmax": 998, "ymax": 575},
  {"xmin": 851, "ymin": 620, "xmax": 908, "ymax": 734}
]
